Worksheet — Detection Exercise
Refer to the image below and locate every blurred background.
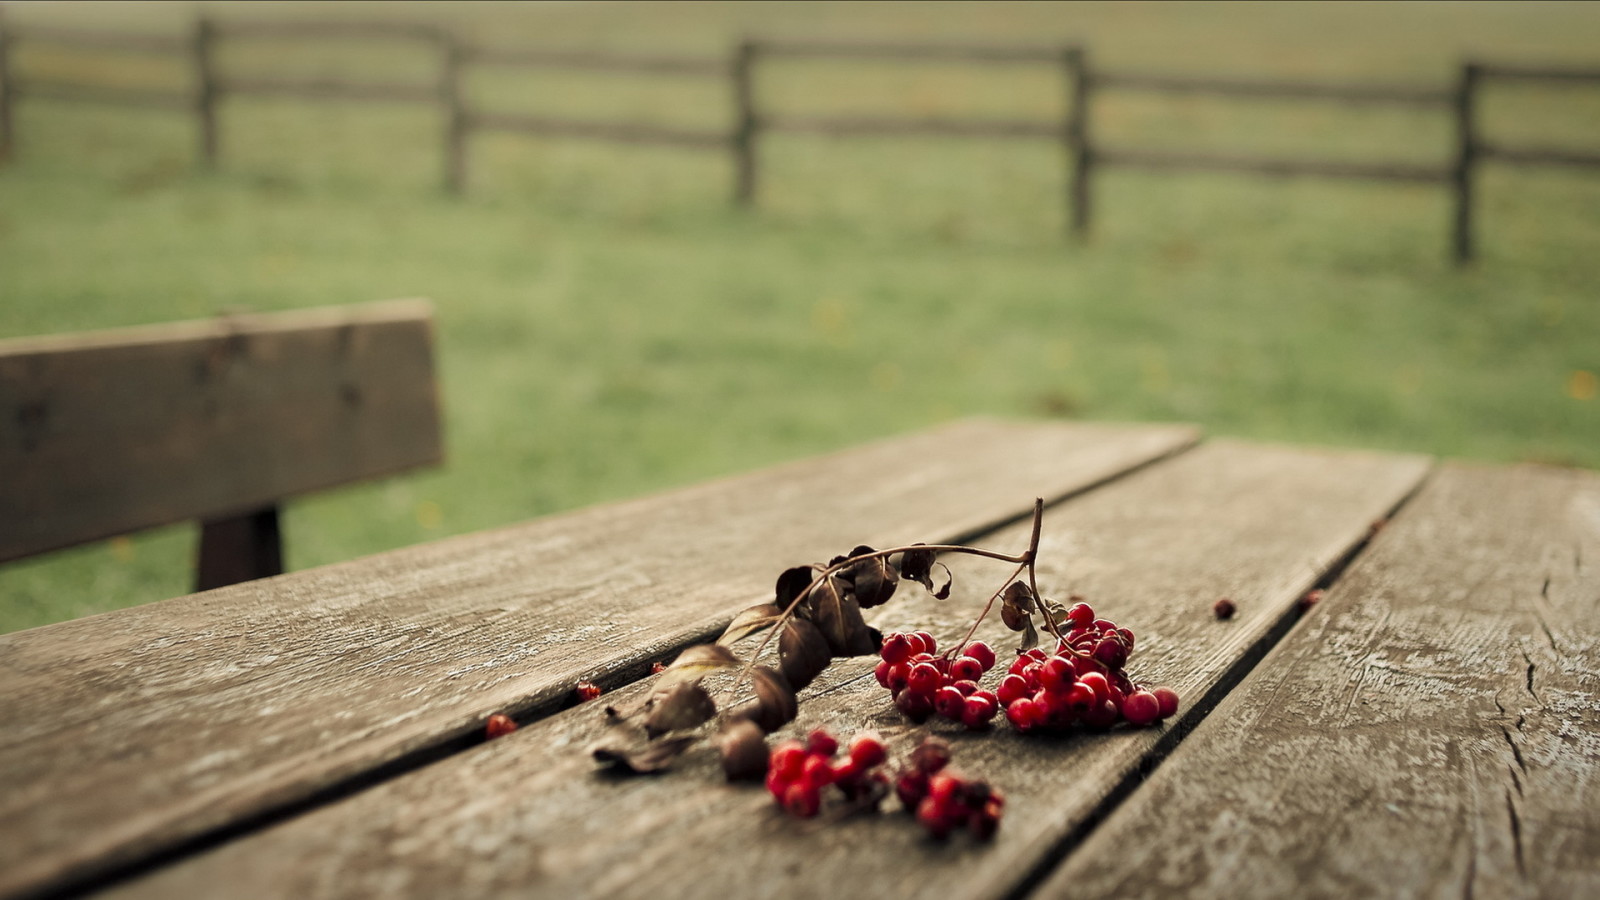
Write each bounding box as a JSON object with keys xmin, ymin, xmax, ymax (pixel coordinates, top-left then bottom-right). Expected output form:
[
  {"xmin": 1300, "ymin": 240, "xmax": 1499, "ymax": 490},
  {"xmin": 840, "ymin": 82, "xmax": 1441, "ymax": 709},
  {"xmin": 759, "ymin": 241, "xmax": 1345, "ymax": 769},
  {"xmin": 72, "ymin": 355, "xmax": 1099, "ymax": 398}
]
[{"xmin": 1, "ymin": 0, "xmax": 1597, "ymax": 633}]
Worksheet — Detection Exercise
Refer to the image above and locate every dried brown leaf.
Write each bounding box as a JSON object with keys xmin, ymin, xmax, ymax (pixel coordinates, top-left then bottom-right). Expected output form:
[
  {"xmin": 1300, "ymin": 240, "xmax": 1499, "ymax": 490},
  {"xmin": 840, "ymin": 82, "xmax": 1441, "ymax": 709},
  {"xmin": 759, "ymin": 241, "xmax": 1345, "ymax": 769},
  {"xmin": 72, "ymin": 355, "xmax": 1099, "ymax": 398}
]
[
  {"xmin": 718, "ymin": 603, "xmax": 784, "ymax": 647},
  {"xmin": 898, "ymin": 545, "xmax": 936, "ymax": 588},
  {"xmin": 738, "ymin": 665, "xmax": 797, "ymax": 733},
  {"xmin": 643, "ymin": 681, "xmax": 718, "ymax": 738},
  {"xmin": 657, "ymin": 643, "xmax": 739, "ymax": 689},
  {"xmin": 843, "ymin": 545, "xmax": 898, "ymax": 609},
  {"xmin": 809, "ymin": 575, "xmax": 878, "ymax": 657},
  {"xmin": 1018, "ymin": 618, "xmax": 1040, "ymax": 653},
  {"xmin": 1000, "ymin": 581, "xmax": 1037, "ymax": 632},
  {"xmin": 778, "ymin": 617, "xmax": 832, "ymax": 692},
  {"xmin": 775, "ymin": 565, "xmax": 818, "ymax": 611},
  {"xmin": 590, "ymin": 731, "xmax": 698, "ymax": 775},
  {"xmin": 717, "ymin": 719, "xmax": 770, "ymax": 782}
]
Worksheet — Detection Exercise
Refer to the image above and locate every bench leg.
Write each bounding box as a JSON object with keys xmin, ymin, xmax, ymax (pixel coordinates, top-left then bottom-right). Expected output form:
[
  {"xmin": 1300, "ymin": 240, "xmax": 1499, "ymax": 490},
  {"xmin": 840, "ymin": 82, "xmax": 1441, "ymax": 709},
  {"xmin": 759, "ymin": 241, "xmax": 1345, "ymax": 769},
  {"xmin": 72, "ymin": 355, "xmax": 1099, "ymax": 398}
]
[{"xmin": 195, "ymin": 506, "xmax": 283, "ymax": 591}]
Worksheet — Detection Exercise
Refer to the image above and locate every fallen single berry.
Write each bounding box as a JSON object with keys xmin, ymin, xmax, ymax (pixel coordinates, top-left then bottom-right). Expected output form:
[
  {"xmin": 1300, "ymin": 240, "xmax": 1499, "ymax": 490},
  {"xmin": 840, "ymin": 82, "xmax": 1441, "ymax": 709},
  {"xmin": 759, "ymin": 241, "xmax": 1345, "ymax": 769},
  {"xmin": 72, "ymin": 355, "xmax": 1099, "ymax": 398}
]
[
  {"xmin": 485, "ymin": 713, "xmax": 517, "ymax": 739},
  {"xmin": 575, "ymin": 681, "xmax": 603, "ymax": 702},
  {"xmin": 1213, "ymin": 597, "xmax": 1237, "ymax": 620}
]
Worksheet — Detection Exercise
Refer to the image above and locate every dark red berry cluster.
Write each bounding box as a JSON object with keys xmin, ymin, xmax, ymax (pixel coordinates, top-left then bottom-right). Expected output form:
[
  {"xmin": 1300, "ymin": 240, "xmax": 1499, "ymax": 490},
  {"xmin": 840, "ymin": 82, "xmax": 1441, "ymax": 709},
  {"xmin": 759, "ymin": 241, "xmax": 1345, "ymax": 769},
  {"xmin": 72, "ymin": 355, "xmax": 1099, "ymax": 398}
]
[
  {"xmin": 999, "ymin": 602, "xmax": 1178, "ymax": 731},
  {"xmin": 873, "ymin": 631, "xmax": 1002, "ymax": 729},
  {"xmin": 876, "ymin": 603, "xmax": 1179, "ymax": 733},
  {"xmin": 484, "ymin": 713, "xmax": 518, "ymax": 739},
  {"xmin": 893, "ymin": 737, "xmax": 1003, "ymax": 840},
  {"xmin": 766, "ymin": 728, "xmax": 889, "ymax": 818}
]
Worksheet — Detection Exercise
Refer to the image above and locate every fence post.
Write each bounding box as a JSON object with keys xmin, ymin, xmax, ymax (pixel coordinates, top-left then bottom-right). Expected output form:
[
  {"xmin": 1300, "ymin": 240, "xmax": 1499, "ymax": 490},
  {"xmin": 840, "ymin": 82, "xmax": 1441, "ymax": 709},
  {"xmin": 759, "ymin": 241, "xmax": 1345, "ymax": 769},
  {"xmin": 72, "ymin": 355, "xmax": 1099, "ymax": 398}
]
[
  {"xmin": 0, "ymin": 8, "xmax": 15, "ymax": 164},
  {"xmin": 440, "ymin": 31, "xmax": 466, "ymax": 194},
  {"xmin": 731, "ymin": 38, "xmax": 758, "ymax": 207},
  {"xmin": 194, "ymin": 16, "xmax": 218, "ymax": 169},
  {"xmin": 1451, "ymin": 61, "xmax": 1479, "ymax": 265},
  {"xmin": 1065, "ymin": 46, "xmax": 1092, "ymax": 239}
]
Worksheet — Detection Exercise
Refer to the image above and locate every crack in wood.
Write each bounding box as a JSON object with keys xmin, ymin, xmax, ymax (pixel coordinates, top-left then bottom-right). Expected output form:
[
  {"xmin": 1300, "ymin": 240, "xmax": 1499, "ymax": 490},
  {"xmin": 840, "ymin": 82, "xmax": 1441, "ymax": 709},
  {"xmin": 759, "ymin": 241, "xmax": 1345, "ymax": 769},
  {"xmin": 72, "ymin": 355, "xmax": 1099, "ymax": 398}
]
[
  {"xmin": 1504, "ymin": 788, "xmax": 1526, "ymax": 877},
  {"xmin": 1519, "ymin": 650, "xmax": 1543, "ymax": 706},
  {"xmin": 1500, "ymin": 726, "xmax": 1528, "ymax": 776}
]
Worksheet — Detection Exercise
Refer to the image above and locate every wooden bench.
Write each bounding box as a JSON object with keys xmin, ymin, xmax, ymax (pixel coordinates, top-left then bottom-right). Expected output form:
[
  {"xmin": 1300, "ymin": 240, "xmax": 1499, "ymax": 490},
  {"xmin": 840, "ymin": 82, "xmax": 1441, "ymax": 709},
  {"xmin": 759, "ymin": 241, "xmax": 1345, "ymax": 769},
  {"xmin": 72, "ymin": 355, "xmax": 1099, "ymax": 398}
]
[
  {"xmin": 0, "ymin": 299, "xmax": 443, "ymax": 591},
  {"xmin": 0, "ymin": 420, "xmax": 1594, "ymax": 900}
]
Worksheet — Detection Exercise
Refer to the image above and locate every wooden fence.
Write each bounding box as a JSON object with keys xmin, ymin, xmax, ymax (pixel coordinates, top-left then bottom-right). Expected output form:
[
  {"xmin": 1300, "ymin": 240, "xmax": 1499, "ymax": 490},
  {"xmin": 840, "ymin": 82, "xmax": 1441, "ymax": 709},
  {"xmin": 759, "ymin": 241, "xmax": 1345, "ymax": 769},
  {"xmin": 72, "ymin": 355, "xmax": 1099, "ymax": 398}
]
[{"xmin": 1, "ymin": 14, "xmax": 1597, "ymax": 264}]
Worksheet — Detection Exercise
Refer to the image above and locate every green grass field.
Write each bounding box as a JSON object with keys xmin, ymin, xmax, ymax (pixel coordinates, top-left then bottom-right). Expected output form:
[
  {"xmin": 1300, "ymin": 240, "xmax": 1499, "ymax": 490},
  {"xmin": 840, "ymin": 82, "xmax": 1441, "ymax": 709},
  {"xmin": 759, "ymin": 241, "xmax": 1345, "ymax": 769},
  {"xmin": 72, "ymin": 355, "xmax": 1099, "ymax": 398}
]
[{"xmin": 3, "ymin": 1, "xmax": 1598, "ymax": 633}]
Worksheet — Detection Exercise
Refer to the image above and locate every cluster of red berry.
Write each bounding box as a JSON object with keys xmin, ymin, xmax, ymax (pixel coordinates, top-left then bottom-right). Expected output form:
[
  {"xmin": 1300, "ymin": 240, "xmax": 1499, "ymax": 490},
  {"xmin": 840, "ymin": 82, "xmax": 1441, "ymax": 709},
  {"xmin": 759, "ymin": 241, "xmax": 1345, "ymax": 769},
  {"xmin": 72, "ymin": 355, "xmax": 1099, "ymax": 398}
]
[
  {"xmin": 872, "ymin": 631, "xmax": 1003, "ymax": 729},
  {"xmin": 893, "ymin": 737, "xmax": 1003, "ymax": 839},
  {"xmin": 875, "ymin": 603, "xmax": 1180, "ymax": 733},
  {"xmin": 765, "ymin": 728, "xmax": 890, "ymax": 818},
  {"xmin": 999, "ymin": 602, "xmax": 1178, "ymax": 731}
]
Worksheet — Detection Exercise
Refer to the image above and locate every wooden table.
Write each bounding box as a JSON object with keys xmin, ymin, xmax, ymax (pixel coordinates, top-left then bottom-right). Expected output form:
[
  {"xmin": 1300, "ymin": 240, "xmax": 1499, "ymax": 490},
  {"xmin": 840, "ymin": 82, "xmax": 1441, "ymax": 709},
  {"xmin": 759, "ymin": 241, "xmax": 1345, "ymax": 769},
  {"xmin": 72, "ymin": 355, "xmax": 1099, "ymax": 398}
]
[{"xmin": 2, "ymin": 420, "xmax": 1595, "ymax": 899}]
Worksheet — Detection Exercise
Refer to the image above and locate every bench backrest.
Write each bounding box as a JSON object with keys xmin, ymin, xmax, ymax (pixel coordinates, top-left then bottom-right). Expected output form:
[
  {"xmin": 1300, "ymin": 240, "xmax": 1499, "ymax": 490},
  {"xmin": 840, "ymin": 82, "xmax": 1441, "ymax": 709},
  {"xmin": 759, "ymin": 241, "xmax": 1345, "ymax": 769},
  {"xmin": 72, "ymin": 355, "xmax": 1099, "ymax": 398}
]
[{"xmin": 0, "ymin": 299, "xmax": 443, "ymax": 588}]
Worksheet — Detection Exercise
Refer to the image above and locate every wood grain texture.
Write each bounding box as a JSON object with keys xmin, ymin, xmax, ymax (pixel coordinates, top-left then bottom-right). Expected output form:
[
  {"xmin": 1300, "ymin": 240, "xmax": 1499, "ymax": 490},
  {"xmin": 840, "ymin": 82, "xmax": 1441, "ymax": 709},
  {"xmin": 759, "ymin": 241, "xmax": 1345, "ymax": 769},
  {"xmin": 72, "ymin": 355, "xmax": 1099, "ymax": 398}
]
[
  {"xmin": 0, "ymin": 299, "xmax": 443, "ymax": 563},
  {"xmin": 1036, "ymin": 463, "xmax": 1600, "ymax": 899},
  {"xmin": 104, "ymin": 441, "xmax": 1428, "ymax": 900},
  {"xmin": 0, "ymin": 419, "xmax": 1197, "ymax": 899}
]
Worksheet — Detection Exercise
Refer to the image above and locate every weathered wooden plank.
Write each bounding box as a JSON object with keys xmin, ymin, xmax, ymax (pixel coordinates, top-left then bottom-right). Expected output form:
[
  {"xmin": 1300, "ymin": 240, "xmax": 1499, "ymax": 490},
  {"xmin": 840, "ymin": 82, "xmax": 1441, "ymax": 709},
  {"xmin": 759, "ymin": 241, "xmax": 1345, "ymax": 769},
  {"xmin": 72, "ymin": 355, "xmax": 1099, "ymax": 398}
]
[
  {"xmin": 0, "ymin": 419, "xmax": 1197, "ymax": 899},
  {"xmin": 0, "ymin": 299, "xmax": 443, "ymax": 564},
  {"xmin": 464, "ymin": 46, "xmax": 727, "ymax": 76},
  {"xmin": 211, "ymin": 20, "xmax": 441, "ymax": 43},
  {"xmin": 1094, "ymin": 70, "xmax": 1451, "ymax": 105},
  {"xmin": 1479, "ymin": 142, "xmax": 1600, "ymax": 170},
  {"xmin": 1477, "ymin": 63, "xmax": 1600, "ymax": 83},
  {"xmin": 1036, "ymin": 463, "xmax": 1600, "ymax": 899},
  {"xmin": 466, "ymin": 111, "xmax": 729, "ymax": 149},
  {"xmin": 12, "ymin": 80, "xmax": 193, "ymax": 110},
  {"xmin": 1097, "ymin": 147, "xmax": 1450, "ymax": 183},
  {"xmin": 754, "ymin": 39, "xmax": 1065, "ymax": 64},
  {"xmin": 103, "ymin": 441, "xmax": 1429, "ymax": 900},
  {"xmin": 762, "ymin": 115, "xmax": 1061, "ymax": 139},
  {"xmin": 8, "ymin": 26, "xmax": 187, "ymax": 56},
  {"xmin": 219, "ymin": 76, "xmax": 439, "ymax": 104}
]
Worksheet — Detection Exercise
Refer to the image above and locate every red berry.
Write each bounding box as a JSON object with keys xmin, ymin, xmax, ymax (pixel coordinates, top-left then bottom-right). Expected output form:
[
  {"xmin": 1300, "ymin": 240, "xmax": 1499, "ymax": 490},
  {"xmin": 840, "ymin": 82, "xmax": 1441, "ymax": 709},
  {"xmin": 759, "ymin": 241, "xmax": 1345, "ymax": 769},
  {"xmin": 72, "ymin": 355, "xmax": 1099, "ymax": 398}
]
[
  {"xmin": 783, "ymin": 782, "xmax": 821, "ymax": 818},
  {"xmin": 485, "ymin": 713, "xmax": 517, "ymax": 739},
  {"xmin": 1064, "ymin": 682, "xmax": 1096, "ymax": 716},
  {"xmin": 651, "ymin": 661, "xmax": 666, "ymax": 674},
  {"xmin": 770, "ymin": 740, "xmax": 806, "ymax": 780},
  {"xmin": 917, "ymin": 796, "xmax": 955, "ymax": 839},
  {"xmin": 806, "ymin": 729, "xmax": 838, "ymax": 757},
  {"xmin": 895, "ymin": 770, "xmax": 930, "ymax": 807},
  {"xmin": 886, "ymin": 663, "xmax": 911, "ymax": 694},
  {"xmin": 934, "ymin": 685, "xmax": 967, "ymax": 720},
  {"xmin": 1117, "ymin": 627, "xmax": 1136, "ymax": 650},
  {"xmin": 830, "ymin": 757, "xmax": 863, "ymax": 787},
  {"xmin": 1093, "ymin": 637, "xmax": 1128, "ymax": 669},
  {"xmin": 1299, "ymin": 589, "xmax": 1324, "ymax": 611},
  {"xmin": 970, "ymin": 799, "xmax": 1003, "ymax": 840},
  {"xmin": 1066, "ymin": 601, "xmax": 1095, "ymax": 627},
  {"xmin": 848, "ymin": 732, "xmax": 887, "ymax": 769},
  {"xmin": 1005, "ymin": 697, "xmax": 1041, "ymax": 732},
  {"xmin": 914, "ymin": 631, "xmax": 938, "ymax": 655},
  {"xmin": 766, "ymin": 769, "xmax": 790, "ymax": 801},
  {"xmin": 1153, "ymin": 686, "xmax": 1180, "ymax": 719},
  {"xmin": 1084, "ymin": 698, "xmax": 1120, "ymax": 729},
  {"xmin": 907, "ymin": 662, "xmax": 943, "ymax": 695},
  {"xmin": 964, "ymin": 641, "xmax": 997, "ymax": 671},
  {"xmin": 1214, "ymin": 597, "xmax": 1237, "ymax": 619},
  {"xmin": 1123, "ymin": 690, "xmax": 1161, "ymax": 726},
  {"xmin": 962, "ymin": 695, "xmax": 998, "ymax": 730},
  {"xmin": 927, "ymin": 772, "xmax": 962, "ymax": 806},
  {"xmin": 874, "ymin": 659, "xmax": 896, "ymax": 689},
  {"xmin": 911, "ymin": 737, "xmax": 952, "ymax": 774},
  {"xmin": 575, "ymin": 681, "xmax": 602, "ymax": 702},
  {"xmin": 1040, "ymin": 655, "xmax": 1074, "ymax": 691},
  {"xmin": 880, "ymin": 632, "xmax": 914, "ymax": 664},
  {"xmin": 997, "ymin": 673, "xmax": 1030, "ymax": 706},
  {"xmin": 951, "ymin": 656, "xmax": 984, "ymax": 683},
  {"xmin": 1079, "ymin": 671, "xmax": 1110, "ymax": 703},
  {"xmin": 801, "ymin": 753, "xmax": 835, "ymax": 787},
  {"xmin": 895, "ymin": 687, "xmax": 935, "ymax": 723}
]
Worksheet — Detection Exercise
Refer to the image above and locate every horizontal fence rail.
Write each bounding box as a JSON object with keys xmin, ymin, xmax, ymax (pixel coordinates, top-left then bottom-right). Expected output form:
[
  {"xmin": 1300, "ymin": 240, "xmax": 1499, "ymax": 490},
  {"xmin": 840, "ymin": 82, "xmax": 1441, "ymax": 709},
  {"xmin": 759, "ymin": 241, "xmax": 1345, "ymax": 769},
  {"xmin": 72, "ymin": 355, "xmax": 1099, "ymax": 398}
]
[
  {"xmin": 0, "ymin": 12, "xmax": 1597, "ymax": 265},
  {"xmin": 1093, "ymin": 71, "xmax": 1453, "ymax": 105}
]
